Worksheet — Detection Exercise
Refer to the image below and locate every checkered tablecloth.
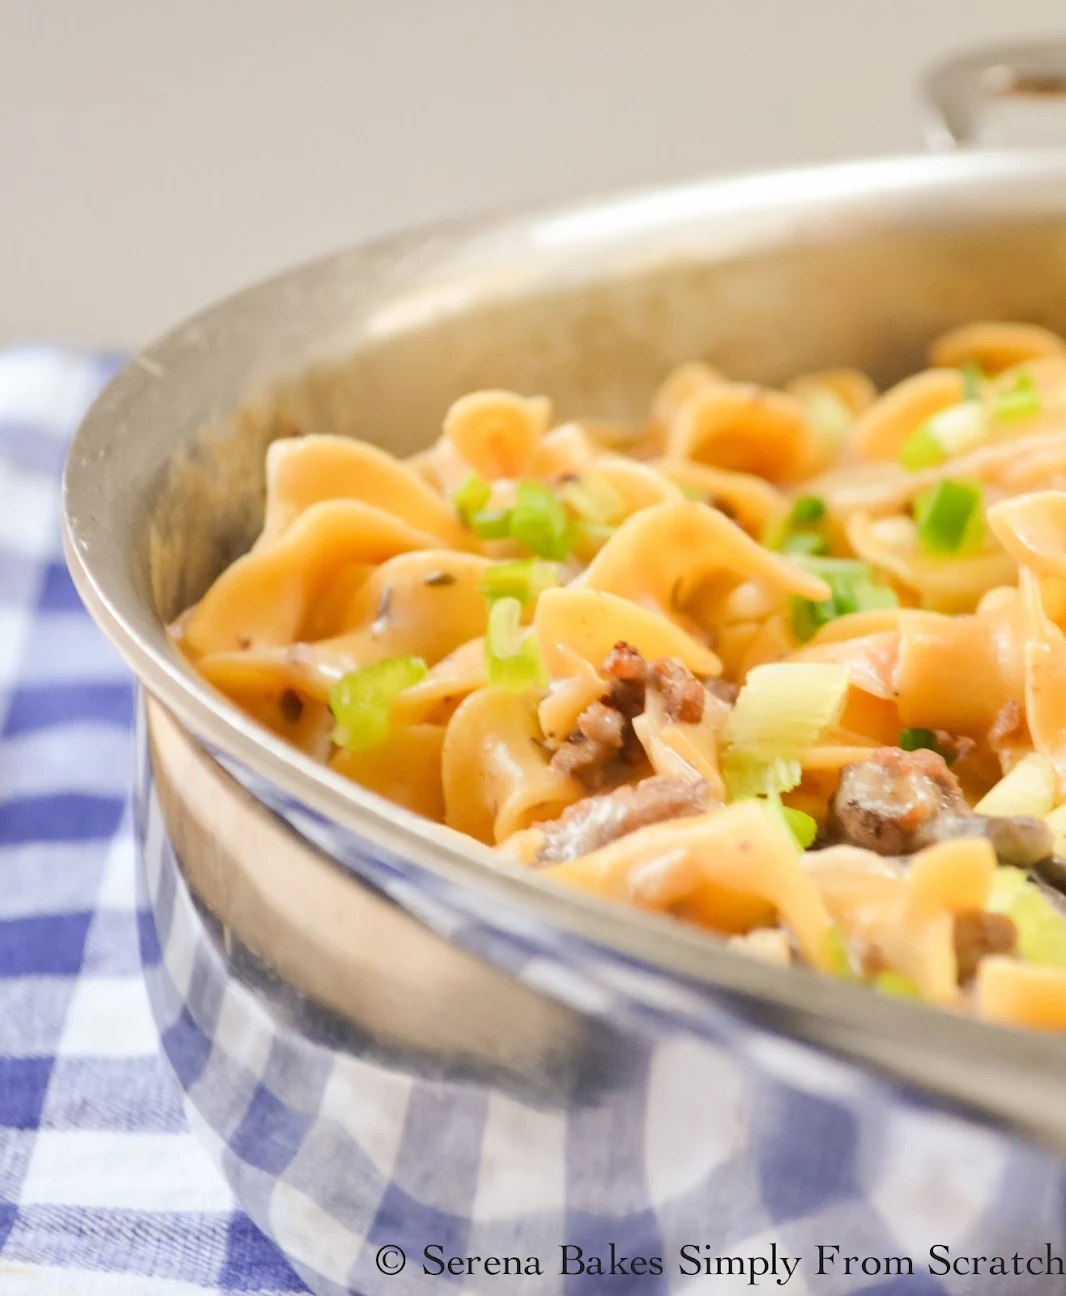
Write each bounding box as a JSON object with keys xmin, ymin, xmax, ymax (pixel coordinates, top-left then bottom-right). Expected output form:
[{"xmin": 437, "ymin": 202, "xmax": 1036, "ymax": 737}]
[{"xmin": 0, "ymin": 348, "xmax": 308, "ymax": 1294}]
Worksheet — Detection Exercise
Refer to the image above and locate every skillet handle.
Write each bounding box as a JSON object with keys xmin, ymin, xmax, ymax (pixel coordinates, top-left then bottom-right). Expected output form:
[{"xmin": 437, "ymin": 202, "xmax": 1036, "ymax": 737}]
[{"xmin": 925, "ymin": 39, "xmax": 1066, "ymax": 147}]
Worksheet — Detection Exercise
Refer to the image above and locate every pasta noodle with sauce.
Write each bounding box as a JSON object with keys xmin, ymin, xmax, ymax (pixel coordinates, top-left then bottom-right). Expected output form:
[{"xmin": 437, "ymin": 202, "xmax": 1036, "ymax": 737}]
[{"xmin": 171, "ymin": 320, "xmax": 1066, "ymax": 1032}]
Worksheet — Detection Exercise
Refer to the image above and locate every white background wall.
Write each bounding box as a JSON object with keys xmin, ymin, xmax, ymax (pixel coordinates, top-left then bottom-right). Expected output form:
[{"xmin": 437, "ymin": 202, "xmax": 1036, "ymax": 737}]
[{"xmin": 1, "ymin": 0, "xmax": 1064, "ymax": 347}]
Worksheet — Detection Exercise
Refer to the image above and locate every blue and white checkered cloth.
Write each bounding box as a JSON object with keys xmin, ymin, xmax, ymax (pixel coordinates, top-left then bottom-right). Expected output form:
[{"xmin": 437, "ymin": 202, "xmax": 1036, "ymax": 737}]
[{"xmin": 0, "ymin": 348, "xmax": 308, "ymax": 1294}]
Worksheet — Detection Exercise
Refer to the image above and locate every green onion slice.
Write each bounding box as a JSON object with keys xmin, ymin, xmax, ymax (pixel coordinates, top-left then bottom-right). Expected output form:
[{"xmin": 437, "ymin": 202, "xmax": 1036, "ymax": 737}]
[
  {"xmin": 478, "ymin": 559, "xmax": 557, "ymax": 606},
  {"xmin": 992, "ymin": 370, "xmax": 1042, "ymax": 423},
  {"xmin": 782, "ymin": 805, "xmax": 817, "ymax": 849},
  {"xmin": 470, "ymin": 507, "xmax": 512, "ymax": 540},
  {"xmin": 788, "ymin": 556, "xmax": 898, "ymax": 643},
  {"xmin": 484, "ymin": 596, "xmax": 548, "ymax": 691},
  {"xmin": 898, "ymin": 727, "xmax": 954, "ymax": 765},
  {"xmin": 759, "ymin": 791, "xmax": 818, "ymax": 850},
  {"xmin": 559, "ymin": 474, "xmax": 625, "ymax": 527},
  {"xmin": 961, "ymin": 361, "xmax": 983, "ymax": 402},
  {"xmin": 790, "ymin": 495, "xmax": 826, "ymax": 526},
  {"xmin": 803, "ymin": 389, "xmax": 854, "ymax": 446},
  {"xmin": 780, "ymin": 531, "xmax": 828, "ymax": 557},
  {"xmin": 898, "ymin": 425, "xmax": 946, "ymax": 471},
  {"xmin": 453, "ymin": 471, "xmax": 492, "ymax": 522},
  {"xmin": 913, "ymin": 478, "xmax": 984, "ymax": 557},
  {"xmin": 509, "ymin": 481, "xmax": 574, "ymax": 560},
  {"xmin": 329, "ymin": 656, "xmax": 428, "ymax": 752},
  {"xmin": 722, "ymin": 754, "xmax": 803, "ymax": 801},
  {"xmin": 765, "ymin": 494, "xmax": 828, "ymax": 554}
]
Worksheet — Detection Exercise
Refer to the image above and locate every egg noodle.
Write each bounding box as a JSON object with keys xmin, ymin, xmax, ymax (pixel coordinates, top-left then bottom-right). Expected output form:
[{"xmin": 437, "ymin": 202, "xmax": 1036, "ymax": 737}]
[{"xmin": 172, "ymin": 320, "xmax": 1066, "ymax": 1031}]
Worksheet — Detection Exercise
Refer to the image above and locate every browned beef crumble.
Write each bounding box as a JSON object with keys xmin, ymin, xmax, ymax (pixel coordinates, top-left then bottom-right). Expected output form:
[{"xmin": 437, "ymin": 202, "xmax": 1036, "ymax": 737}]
[
  {"xmin": 549, "ymin": 641, "xmax": 712, "ymax": 791},
  {"xmin": 535, "ymin": 776, "xmax": 713, "ymax": 863},
  {"xmin": 831, "ymin": 747, "xmax": 968, "ymax": 856},
  {"xmin": 831, "ymin": 747, "xmax": 1053, "ymax": 866},
  {"xmin": 548, "ymin": 701, "xmax": 628, "ymax": 789},
  {"xmin": 954, "ymin": 910, "xmax": 1017, "ymax": 984},
  {"xmin": 650, "ymin": 658, "xmax": 705, "ymax": 724}
]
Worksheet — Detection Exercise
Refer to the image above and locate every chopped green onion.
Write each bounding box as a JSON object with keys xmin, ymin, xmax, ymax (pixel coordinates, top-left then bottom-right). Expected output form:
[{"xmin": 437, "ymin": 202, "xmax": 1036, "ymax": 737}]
[
  {"xmin": 899, "ymin": 425, "xmax": 946, "ymax": 471},
  {"xmin": 926, "ymin": 400, "xmax": 986, "ymax": 456},
  {"xmin": 992, "ymin": 370, "xmax": 1042, "ymax": 423},
  {"xmin": 329, "ymin": 656, "xmax": 428, "ymax": 752},
  {"xmin": 470, "ymin": 507, "xmax": 513, "ymax": 540},
  {"xmin": 782, "ymin": 805, "xmax": 818, "ymax": 849},
  {"xmin": 848, "ymin": 577, "xmax": 899, "ymax": 611},
  {"xmin": 913, "ymin": 478, "xmax": 984, "ymax": 557},
  {"xmin": 724, "ymin": 662, "xmax": 848, "ymax": 796},
  {"xmin": 989, "ymin": 867, "xmax": 1066, "ymax": 967},
  {"xmin": 803, "ymin": 390, "xmax": 854, "ymax": 446},
  {"xmin": 766, "ymin": 494, "xmax": 828, "ymax": 555},
  {"xmin": 484, "ymin": 596, "xmax": 548, "ymax": 691},
  {"xmin": 899, "ymin": 727, "xmax": 954, "ymax": 765},
  {"xmin": 478, "ymin": 559, "xmax": 557, "ymax": 606},
  {"xmin": 799, "ymin": 556, "xmax": 870, "ymax": 579},
  {"xmin": 454, "ymin": 471, "xmax": 491, "ymax": 522},
  {"xmin": 780, "ymin": 531, "xmax": 828, "ymax": 557},
  {"xmin": 559, "ymin": 474, "xmax": 625, "ymax": 527},
  {"xmin": 726, "ymin": 662, "xmax": 850, "ymax": 754},
  {"xmin": 875, "ymin": 971, "xmax": 922, "ymax": 1000},
  {"xmin": 961, "ymin": 361, "xmax": 983, "ymax": 402},
  {"xmin": 722, "ymin": 754, "xmax": 802, "ymax": 801},
  {"xmin": 899, "ymin": 398, "xmax": 988, "ymax": 471},
  {"xmin": 758, "ymin": 791, "xmax": 818, "ymax": 850},
  {"xmin": 790, "ymin": 596, "xmax": 832, "ymax": 644},
  {"xmin": 790, "ymin": 495, "xmax": 826, "ymax": 526},
  {"xmin": 458, "ymin": 476, "xmax": 577, "ymax": 560},
  {"xmin": 788, "ymin": 556, "xmax": 899, "ymax": 643},
  {"xmin": 509, "ymin": 481, "xmax": 574, "ymax": 560}
]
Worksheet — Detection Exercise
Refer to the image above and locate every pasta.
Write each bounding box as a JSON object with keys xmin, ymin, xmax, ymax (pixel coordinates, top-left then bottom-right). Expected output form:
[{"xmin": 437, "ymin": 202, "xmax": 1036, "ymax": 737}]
[{"xmin": 172, "ymin": 320, "xmax": 1066, "ymax": 1032}]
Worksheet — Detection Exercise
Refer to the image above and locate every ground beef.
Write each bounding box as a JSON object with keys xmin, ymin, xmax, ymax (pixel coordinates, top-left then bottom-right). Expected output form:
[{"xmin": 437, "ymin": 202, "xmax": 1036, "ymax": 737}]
[
  {"xmin": 831, "ymin": 747, "xmax": 968, "ymax": 855},
  {"xmin": 954, "ymin": 910, "xmax": 1017, "ymax": 984},
  {"xmin": 535, "ymin": 776, "xmax": 713, "ymax": 863},
  {"xmin": 601, "ymin": 641, "xmax": 648, "ymax": 718},
  {"xmin": 601, "ymin": 641, "xmax": 707, "ymax": 723},
  {"xmin": 550, "ymin": 642, "xmax": 713, "ymax": 790},
  {"xmin": 931, "ymin": 812, "xmax": 1053, "ymax": 869},
  {"xmin": 548, "ymin": 701, "xmax": 627, "ymax": 790},
  {"xmin": 650, "ymin": 659, "xmax": 705, "ymax": 724},
  {"xmin": 831, "ymin": 747, "xmax": 1054, "ymax": 866},
  {"xmin": 577, "ymin": 701, "xmax": 625, "ymax": 746}
]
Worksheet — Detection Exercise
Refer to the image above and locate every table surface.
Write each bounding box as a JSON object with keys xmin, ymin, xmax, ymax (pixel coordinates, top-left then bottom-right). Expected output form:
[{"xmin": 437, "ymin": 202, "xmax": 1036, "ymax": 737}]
[{"xmin": 2, "ymin": 0, "xmax": 1066, "ymax": 349}]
